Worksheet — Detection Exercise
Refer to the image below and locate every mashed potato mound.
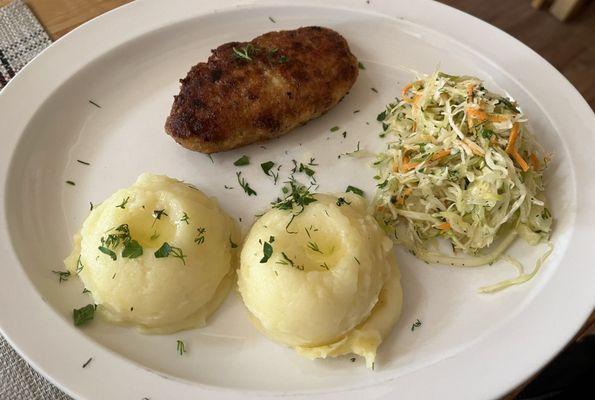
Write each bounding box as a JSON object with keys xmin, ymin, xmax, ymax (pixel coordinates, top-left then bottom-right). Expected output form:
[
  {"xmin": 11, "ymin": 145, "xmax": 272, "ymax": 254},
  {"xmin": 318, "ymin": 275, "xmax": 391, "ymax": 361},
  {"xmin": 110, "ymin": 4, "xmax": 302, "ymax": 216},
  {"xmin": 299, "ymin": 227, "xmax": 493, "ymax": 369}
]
[
  {"xmin": 65, "ymin": 173, "xmax": 239, "ymax": 334},
  {"xmin": 238, "ymin": 193, "xmax": 402, "ymax": 367}
]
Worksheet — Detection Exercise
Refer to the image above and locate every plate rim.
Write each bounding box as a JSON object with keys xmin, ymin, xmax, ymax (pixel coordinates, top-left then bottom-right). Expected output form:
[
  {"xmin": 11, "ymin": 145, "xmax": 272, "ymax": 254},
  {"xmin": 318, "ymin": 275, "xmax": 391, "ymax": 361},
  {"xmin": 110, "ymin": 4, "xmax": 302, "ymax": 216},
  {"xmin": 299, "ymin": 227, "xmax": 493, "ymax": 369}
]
[{"xmin": 0, "ymin": 0, "xmax": 594, "ymax": 399}]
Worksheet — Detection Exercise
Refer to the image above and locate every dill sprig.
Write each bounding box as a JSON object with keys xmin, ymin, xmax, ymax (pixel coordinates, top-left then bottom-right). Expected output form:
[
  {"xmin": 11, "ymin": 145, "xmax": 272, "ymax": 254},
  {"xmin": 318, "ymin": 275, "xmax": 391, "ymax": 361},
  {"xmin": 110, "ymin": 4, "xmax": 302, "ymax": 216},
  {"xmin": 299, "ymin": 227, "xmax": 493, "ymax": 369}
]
[{"xmin": 236, "ymin": 171, "xmax": 257, "ymax": 196}]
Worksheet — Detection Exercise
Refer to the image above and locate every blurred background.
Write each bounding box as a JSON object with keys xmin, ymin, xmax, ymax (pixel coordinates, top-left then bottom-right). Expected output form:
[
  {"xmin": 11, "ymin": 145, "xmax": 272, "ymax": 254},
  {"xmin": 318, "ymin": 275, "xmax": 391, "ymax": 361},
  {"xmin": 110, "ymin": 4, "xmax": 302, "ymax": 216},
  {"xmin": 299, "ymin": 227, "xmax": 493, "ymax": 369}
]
[{"xmin": 0, "ymin": 1, "xmax": 593, "ymax": 399}]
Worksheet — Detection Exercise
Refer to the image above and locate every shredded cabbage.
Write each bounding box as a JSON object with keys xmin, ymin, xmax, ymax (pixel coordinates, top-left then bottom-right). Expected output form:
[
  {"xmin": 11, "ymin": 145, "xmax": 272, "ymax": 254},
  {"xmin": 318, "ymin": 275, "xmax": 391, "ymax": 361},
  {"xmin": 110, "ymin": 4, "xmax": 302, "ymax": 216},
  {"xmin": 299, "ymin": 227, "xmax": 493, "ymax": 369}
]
[{"xmin": 372, "ymin": 71, "xmax": 553, "ymax": 292}]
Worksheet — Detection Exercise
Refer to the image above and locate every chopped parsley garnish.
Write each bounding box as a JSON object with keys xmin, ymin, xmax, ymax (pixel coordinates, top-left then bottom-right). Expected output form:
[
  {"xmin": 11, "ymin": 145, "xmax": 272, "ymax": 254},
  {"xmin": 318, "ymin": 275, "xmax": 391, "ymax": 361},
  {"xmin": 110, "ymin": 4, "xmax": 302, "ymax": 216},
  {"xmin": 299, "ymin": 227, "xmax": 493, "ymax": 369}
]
[
  {"xmin": 88, "ymin": 100, "xmax": 101, "ymax": 108},
  {"xmin": 73, "ymin": 304, "xmax": 96, "ymax": 326},
  {"xmin": 411, "ymin": 319, "xmax": 422, "ymax": 331},
  {"xmin": 236, "ymin": 171, "xmax": 257, "ymax": 196},
  {"xmin": 176, "ymin": 340, "xmax": 186, "ymax": 356},
  {"xmin": 194, "ymin": 227, "xmax": 206, "ymax": 245},
  {"xmin": 307, "ymin": 241, "xmax": 323, "ymax": 254},
  {"xmin": 98, "ymin": 246, "xmax": 117, "ymax": 260},
  {"xmin": 115, "ymin": 197, "xmax": 129, "ymax": 209},
  {"xmin": 260, "ymin": 241, "xmax": 273, "ymax": 263},
  {"xmin": 77, "ymin": 159, "xmax": 90, "ymax": 166},
  {"xmin": 346, "ymin": 185, "xmax": 364, "ymax": 196},
  {"xmin": 180, "ymin": 212, "xmax": 190, "ymax": 224},
  {"xmin": 154, "ymin": 242, "xmax": 187, "ymax": 264},
  {"xmin": 52, "ymin": 270, "xmax": 71, "ymax": 283},
  {"xmin": 377, "ymin": 110, "xmax": 387, "ymax": 121},
  {"xmin": 358, "ymin": 61, "xmax": 365, "ymax": 70},
  {"xmin": 232, "ymin": 44, "xmax": 256, "ymax": 61},
  {"xmin": 330, "ymin": 126, "xmax": 340, "ymax": 132},
  {"xmin": 66, "ymin": 180, "xmax": 76, "ymax": 186},
  {"xmin": 233, "ymin": 155, "xmax": 250, "ymax": 166},
  {"xmin": 278, "ymin": 55, "xmax": 288, "ymax": 63}
]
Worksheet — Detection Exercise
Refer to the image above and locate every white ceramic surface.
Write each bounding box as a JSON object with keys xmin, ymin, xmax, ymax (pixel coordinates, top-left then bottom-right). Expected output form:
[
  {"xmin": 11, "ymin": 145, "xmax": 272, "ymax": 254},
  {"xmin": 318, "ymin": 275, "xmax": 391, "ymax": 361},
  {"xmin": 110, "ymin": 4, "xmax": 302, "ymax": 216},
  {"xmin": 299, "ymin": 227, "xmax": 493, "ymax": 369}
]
[{"xmin": 0, "ymin": 1, "xmax": 594, "ymax": 399}]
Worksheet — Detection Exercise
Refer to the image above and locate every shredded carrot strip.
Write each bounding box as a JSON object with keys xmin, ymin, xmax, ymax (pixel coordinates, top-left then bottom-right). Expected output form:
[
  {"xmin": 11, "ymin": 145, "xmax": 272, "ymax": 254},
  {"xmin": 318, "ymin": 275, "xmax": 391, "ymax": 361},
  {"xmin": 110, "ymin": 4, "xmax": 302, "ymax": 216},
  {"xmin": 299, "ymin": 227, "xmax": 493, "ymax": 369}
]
[
  {"xmin": 401, "ymin": 162, "xmax": 419, "ymax": 172},
  {"xmin": 437, "ymin": 222, "xmax": 451, "ymax": 231},
  {"xmin": 466, "ymin": 84, "xmax": 475, "ymax": 98},
  {"xmin": 403, "ymin": 187, "xmax": 413, "ymax": 196},
  {"xmin": 401, "ymin": 83, "xmax": 413, "ymax": 98},
  {"xmin": 488, "ymin": 114, "xmax": 510, "ymax": 122},
  {"xmin": 511, "ymin": 150, "xmax": 530, "ymax": 172},
  {"xmin": 431, "ymin": 149, "xmax": 451, "ymax": 161},
  {"xmin": 467, "ymin": 108, "xmax": 488, "ymax": 121},
  {"xmin": 506, "ymin": 122, "xmax": 520, "ymax": 153},
  {"xmin": 529, "ymin": 153, "xmax": 540, "ymax": 170}
]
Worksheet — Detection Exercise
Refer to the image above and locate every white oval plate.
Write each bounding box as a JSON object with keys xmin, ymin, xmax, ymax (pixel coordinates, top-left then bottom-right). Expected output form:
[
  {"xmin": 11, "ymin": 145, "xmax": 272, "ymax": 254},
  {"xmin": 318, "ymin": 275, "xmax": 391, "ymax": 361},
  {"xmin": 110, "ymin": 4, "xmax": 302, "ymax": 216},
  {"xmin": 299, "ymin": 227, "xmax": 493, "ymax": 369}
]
[{"xmin": 1, "ymin": 1, "xmax": 594, "ymax": 399}]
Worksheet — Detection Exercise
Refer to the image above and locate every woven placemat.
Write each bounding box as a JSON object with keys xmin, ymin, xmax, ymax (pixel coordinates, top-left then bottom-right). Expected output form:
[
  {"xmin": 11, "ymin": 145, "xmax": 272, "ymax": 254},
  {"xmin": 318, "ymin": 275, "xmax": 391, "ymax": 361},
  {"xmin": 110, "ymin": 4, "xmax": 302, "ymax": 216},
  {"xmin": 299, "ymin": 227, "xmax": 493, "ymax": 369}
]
[{"xmin": 0, "ymin": 0, "xmax": 51, "ymax": 89}]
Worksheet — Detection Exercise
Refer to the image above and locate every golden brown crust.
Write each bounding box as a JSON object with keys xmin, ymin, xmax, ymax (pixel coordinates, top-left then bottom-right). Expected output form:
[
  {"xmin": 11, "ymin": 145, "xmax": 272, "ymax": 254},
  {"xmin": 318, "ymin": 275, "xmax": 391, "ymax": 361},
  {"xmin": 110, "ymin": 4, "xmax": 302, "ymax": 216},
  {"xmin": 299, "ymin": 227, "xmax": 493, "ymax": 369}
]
[{"xmin": 165, "ymin": 26, "xmax": 358, "ymax": 153}]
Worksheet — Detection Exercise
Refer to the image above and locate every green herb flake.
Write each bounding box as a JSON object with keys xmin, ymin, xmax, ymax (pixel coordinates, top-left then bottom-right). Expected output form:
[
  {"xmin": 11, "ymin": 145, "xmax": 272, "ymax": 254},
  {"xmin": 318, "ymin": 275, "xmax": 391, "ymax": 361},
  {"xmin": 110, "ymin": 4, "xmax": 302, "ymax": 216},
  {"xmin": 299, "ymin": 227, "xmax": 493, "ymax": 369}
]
[
  {"xmin": 73, "ymin": 304, "xmax": 96, "ymax": 326},
  {"xmin": 122, "ymin": 239, "xmax": 143, "ymax": 258},
  {"xmin": 82, "ymin": 357, "xmax": 93, "ymax": 368},
  {"xmin": 194, "ymin": 227, "xmax": 206, "ymax": 245},
  {"xmin": 371, "ymin": 87, "xmax": 378, "ymax": 93},
  {"xmin": 307, "ymin": 241, "xmax": 323, "ymax": 254},
  {"xmin": 480, "ymin": 128, "xmax": 495, "ymax": 139},
  {"xmin": 236, "ymin": 171, "xmax": 257, "ymax": 196},
  {"xmin": 260, "ymin": 241, "xmax": 273, "ymax": 263},
  {"xmin": 377, "ymin": 110, "xmax": 387, "ymax": 121},
  {"xmin": 261, "ymin": 161, "xmax": 275, "ymax": 175},
  {"xmin": 180, "ymin": 212, "xmax": 190, "ymax": 225},
  {"xmin": 232, "ymin": 45, "xmax": 256, "ymax": 61},
  {"xmin": 52, "ymin": 270, "xmax": 71, "ymax": 283},
  {"xmin": 115, "ymin": 197, "xmax": 129, "ymax": 209},
  {"xmin": 346, "ymin": 185, "xmax": 364, "ymax": 196},
  {"xmin": 82, "ymin": 288, "xmax": 91, "ymax": 294},
  {"xmin": 268, "ymin": 16, "xmax": 276, "ymax": 23},
  {"xmin": 336, "ymin": 197, "xmax": 351, "ymax": 207},
  {"xmin": 278, "ymin": 55, "xmax": 288, "ymax": 63},
  {"xmin": 66, "ymin": 180, "xmax": 76, "ymax": 186},
  {"xmin": 330, "ymin": 126, "xmax": 340, "ymax": 132},
  {"xmin": 76, "ymin": 256, "xmax": 84, "ymax": 273},
  {"xmin": 176, "ymin": 340, "xmax": 186, "ymax": 356},
  {"xmin": 88, "ymin": 100, "xmax": 101, "ymax": 108},
  {"xmin": 154, "ymin": 242, "xmax": 187, "ymax": 265},
  {"xmin": 298, "ymin": 163, "xmax": 315, "ymax": 177},
  {"xmin": 411, "ymin": 319, "xmax": 422, "ymax": 331},
  {"xmin": 233, "ymin": 155, "xmax": 250, "ymax": 166},
  {"xmin": 98, "ymin": 246, "xmax": 117, "ymax": 260},
  {"xmin": 358, "ymin": 61, "xmax": 366, "ymax": 70},
  {"xmin": 77, "ymin": 159, "xmax": 90, "ymax": 166}
]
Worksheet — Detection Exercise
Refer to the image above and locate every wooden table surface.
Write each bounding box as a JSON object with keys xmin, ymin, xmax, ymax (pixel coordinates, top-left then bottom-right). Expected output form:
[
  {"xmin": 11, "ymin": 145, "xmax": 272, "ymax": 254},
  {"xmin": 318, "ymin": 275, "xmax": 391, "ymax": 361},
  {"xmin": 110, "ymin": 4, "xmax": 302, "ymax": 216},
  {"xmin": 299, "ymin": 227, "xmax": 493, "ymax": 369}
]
[{"xmin": 2, "ymin": 0, "xmax": 593, "ymax": 398}]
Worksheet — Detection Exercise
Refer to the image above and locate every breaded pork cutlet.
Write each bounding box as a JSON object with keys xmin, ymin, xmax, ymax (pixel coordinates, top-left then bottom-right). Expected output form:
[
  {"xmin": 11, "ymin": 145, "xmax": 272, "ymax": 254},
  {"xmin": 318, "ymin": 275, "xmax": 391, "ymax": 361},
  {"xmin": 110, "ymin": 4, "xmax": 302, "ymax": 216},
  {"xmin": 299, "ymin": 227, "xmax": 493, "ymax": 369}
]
[{"xmin": 165, "ymin": 26, "xmax": 358, "ymax": 153}]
